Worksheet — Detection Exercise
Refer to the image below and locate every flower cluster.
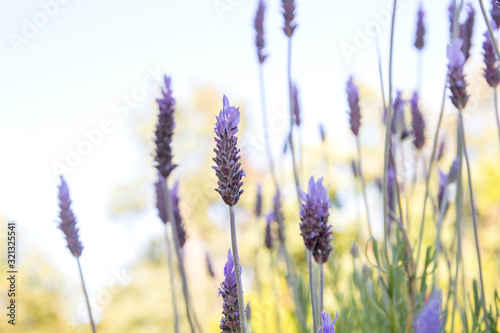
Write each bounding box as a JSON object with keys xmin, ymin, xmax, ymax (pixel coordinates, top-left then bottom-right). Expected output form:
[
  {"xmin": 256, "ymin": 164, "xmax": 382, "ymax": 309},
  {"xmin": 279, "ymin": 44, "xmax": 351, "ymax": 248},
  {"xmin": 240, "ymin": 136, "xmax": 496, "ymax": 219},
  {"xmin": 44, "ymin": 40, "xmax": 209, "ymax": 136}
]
[
  {"xmin": 346, "ymin": 76, "xmax": 361, "ymax": 136},
  {"xmin": 154, "ymin": 75, "xmax": 177, "ymax": 179},
  {"xmin": 414, "ymin": 5, "xmax": 425, "ymax": 50},
  {"xmin": 299, "ymin": 177, "xmax": 332, "ymax": 264},
  {"xmin": 169, "ymin": 181, "xmax": 187, "ymax": 248},
  {"xmin": 459, "ymin": 3, "xmax": 475, "ymax": 60},
  {"xmin": 57, "ymin": 175, "xmax": 83, "ymax": 258},
  {"xmin": 447, "ymin": 39, "xmax": 469, "ymax": 110},
  {"xmin": 254, "ymin": 0, "xmax": 267, "ymax": 64},
  {"xmin": 264, "ymin": 214, "xmax": 273, "ymax": 250},
  {"xmin": 155, "ymin": 172, "xmax": 168, "ymax": 224},
  {"xmin": 483, "ymin": 29, "xmax": 500, "ymax": 88},
  {"xmin": 281, "ymin": 0, "xmax": 296, "ymax": 37},
  {"xmin": 410, "ymin": 92, "xmax": 426, "ymax": 149},
  {"xmin": 219, "ymin": 249, "xmax": 240, "ymax": 332},
  {"xmin": 492, "ymin": 0, "xmax": 500, "ymax": 27},
  {"xmin": 213, "ymin": 95, "xmax": 245, "ymax": 206}
]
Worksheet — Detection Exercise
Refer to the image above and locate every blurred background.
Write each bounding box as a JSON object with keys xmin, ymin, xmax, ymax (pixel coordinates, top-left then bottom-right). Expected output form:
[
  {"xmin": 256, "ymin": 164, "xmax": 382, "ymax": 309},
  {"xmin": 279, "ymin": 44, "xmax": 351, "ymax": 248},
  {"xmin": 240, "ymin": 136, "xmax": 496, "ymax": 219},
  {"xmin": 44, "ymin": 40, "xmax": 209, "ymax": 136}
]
[{"xmin": 1, "ymin": 0, "xmax": 500, "ymax": 331}]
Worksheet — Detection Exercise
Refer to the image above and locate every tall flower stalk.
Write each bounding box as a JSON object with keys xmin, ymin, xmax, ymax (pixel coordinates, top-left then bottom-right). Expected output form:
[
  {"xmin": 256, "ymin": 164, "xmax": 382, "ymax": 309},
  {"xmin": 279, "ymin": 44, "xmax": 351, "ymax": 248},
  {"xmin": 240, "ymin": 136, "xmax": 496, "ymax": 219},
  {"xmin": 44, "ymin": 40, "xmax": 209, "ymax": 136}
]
[
  {"xmin": 346, "ymin": 76, "xmax": 373, "ymax": 238},
  {"xmin": 299, "ymin": 177, "xmax": 332, "ymax": 332},
  {"xmin": 414, "ymin": 3, "xmax": 426, "ymax": 91},
  {"xmin": 154, "ymin": 75, "xmax": 201, "ymax": 333},
  {"xmin": 57, "ymin": 176, "xmax": 96, "ymax": 333},
  {"xmin": 213, "ymin": 95, "xmax": 247, "ymax": 333}
]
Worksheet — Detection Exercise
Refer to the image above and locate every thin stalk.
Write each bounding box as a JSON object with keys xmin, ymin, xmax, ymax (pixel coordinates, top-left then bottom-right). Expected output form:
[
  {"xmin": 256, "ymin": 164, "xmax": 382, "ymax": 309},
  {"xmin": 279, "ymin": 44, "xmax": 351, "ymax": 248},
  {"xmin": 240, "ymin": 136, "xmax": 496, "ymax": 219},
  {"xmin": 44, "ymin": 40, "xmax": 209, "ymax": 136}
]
[
  {"xmin": 164, "ymin": 231, "xmax": 180, "ymax": 333},
  {"xmin": 479, "ymin": 0, "xmax": 500, "ymax": 63},
  {"xmin": 76, "ymin": 258, "xmax": 97, "ymax": 333},
  {"xmin": 286, "ymin": 37, "xmax": 302, "ymax": 207},
  {"xmin": 494, "ymin": 89, "xmax": 500, "ymax": 148},
  {"xmin": 308, "ymin": 250, "xmax": 319, "ymax": 333},
  {"xmin": 319, "ymin": 264, "xmax": 325, "ymax": 313},
  {"xmin": 417, "ymin": 50, "xmax": 423, "ymax": 93},
  {"xmin": 382, "ymin": 0, "xmax": 398, "ymax": 253},
  {"xmin": 270, "ymin": 251, "xmax": 281, "ymax": 332},
  {"xmin": 431, "ymin": 186, "xmax": 451, "ymax": 289},
  {"xmin": 163, "ymin": 179, "xmax": 198, "ymax": 333},
  {"xmin": 356, "ymin": 136, "xmax": 373, "ymax": 238},
  {"xmin": 229, "ymin": 205, "xmax": 247, "ymax": 333},
  {"xmin": 458, "ymin": 111, "xmax": 489, "ymax": 331},
  {"xmin": 257, "ymin": 64, "xmax": 279, "ymax": 188}
]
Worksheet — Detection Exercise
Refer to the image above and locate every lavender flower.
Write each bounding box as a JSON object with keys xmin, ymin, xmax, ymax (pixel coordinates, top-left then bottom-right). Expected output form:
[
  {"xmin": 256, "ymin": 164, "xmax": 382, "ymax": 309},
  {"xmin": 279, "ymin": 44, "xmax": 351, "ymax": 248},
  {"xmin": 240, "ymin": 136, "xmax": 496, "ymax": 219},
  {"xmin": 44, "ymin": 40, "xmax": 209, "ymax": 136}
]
[
  {"xmin": 483, "ymin": 28, "xmax": 500, "ymax": 88},
  {"xmin": 219, "ymin": 249, "xmax": 240, "ymax": 332},
  {"xmin": 391, "ymin": 91, "xmax": 407, "ymax": 138},
  {"xmin": 254, "ymin": 0, "xmax": 267, "ymax": 64},
  {"xmin": 269, "ymin": 189, "xmax": 285, "ymax": 246},
  {"xmin": 346, "ymin": 76, "xmax": 361, "ymax": 136},
  {"xmin": 292, "ymin": 83, "xmax": 301, "ymax": 126},
  {"xmin": 459, "ymin": 4, "xmax": 475, "ymax": 60},
  {"xmin": 154, "ymin": 75, "xmax": 177, "ymax": 179},
  {"xmin": 318, "ymin": 311, "xmax": 338, "ymax": 333},
  {"xmin": 205, "ymin": 251, "xmax": 215, "ymax": 278},
  {"xmin": 155, "ymin": 172, "xmax": 168, "ymax": 224},
  {"xmin": 410, "ymin": 92, "xmax": 426, "ymax": 149},
  {"xmin": 213, "ymin": 95, "xmax": 245, "ymax": 206},
  {"xmin": 281, "ymin": 0, "xmax": 296, "ymax": 37},
  {"xmin": 436, "ymin": 134, "xmax": 446, "ymax": 161},
  {"xmin": 492, "ymin": 0, "xmax": 500, "ymax": 27},
  {"xmin": 448, "ymin": 0, "xmax": 455, "ymax": 40},
  {"xmin": 414, "ymin": 5, "xmax": 426, "ymax": 50},
  {"xmin": 299, "ymin": 177, "xmax": 332, "ymax": 264},
  {"xmin": 264, "ymin": 214, "xmax": 273, "ymax": 250},
  {"xmin": 170, "ymin": 181, "xmax": 187, "ymax": 248},
  {"xmin": 254, "ymin": 184, "xmax": 262, "ymax": 218},
  {"xmin": 447, "ymin": 39, "xmax": 469, "ymax": 110},
  {"xmin": 414, "ymin": 290, "xmax": 442, "ymax": 333},
  {"xmin": 319, "ymin": 123, "xmax": 326, "ymax": 143},
  {"xmin": 57, "ymin": 175, "xmax": 83, "ymax": 258}
]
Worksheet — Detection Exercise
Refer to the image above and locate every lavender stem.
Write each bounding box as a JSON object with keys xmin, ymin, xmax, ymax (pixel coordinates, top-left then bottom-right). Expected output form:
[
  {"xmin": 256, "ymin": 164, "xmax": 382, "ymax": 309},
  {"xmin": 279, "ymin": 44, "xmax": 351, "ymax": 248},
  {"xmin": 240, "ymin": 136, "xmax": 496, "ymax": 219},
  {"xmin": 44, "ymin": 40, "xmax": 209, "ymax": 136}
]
[
  {"xmin": 229, "ymin": 205, "xmax": 247, "ymax": 333},
  {"xmin": 164, "ymin": 229, "xmax": 180, "ymax": 333},
  {"xmin": 478, "ymin": 0, "xmax": 500, "ymax": 62},
  {"xmin": 356, "ymin": 136, "xmax": 373, "ymax": 238},
  {"xmin": 319, "ymin": 264, "xmax": 324, "ymax": 313},
  {"xmin": 76, "ymin": 258, "xmax": 97, "ymax": 333},
  {"xmin": 163, "ymin": 179, "xmax": 199, "ymax": 333},
  {"xmin": 308, "ymin": 250, "xmax": 318, "ymax": 333},
  {"xmin": 458, "ymin": 111, "xmax": 489, "ymax": 331}
]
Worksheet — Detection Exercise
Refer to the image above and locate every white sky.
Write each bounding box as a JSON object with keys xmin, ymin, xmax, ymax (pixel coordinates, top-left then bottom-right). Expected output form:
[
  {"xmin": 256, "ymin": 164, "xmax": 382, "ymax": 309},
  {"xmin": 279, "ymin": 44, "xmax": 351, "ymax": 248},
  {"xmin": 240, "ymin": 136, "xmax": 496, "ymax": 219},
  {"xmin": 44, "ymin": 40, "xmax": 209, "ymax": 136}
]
[{"xmin": 0, "ymin": 0, "xmax": 496, "ymax": 323}]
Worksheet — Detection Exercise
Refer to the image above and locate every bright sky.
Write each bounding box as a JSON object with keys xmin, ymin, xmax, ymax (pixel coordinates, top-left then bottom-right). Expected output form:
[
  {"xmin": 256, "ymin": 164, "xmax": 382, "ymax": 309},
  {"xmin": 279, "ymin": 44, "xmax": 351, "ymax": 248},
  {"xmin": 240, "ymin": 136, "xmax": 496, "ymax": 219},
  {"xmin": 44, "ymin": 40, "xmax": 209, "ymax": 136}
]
[{"xmin": 0, "ymin": 0, "xmax": 495, "ymax": 323}]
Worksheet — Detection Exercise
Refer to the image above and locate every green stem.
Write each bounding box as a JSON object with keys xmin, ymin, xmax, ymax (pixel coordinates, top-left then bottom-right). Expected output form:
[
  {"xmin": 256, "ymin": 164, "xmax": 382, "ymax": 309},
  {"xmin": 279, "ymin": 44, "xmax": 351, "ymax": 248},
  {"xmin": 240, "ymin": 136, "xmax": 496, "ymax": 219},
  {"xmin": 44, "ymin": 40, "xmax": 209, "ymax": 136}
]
[
  {"xmin": 308, "ymin": 250, "xmax": 318, "ymax": 333},
  {"xmin": 164, "ymin": 230, "xmax": 180, "ymax": 333},
  {"xmin": 319, "ymin": 264, "xmax": 324, "ymax": 314},
  {"xmin": 76, "ymin": 258, "xmax": 97, "ymax": 333},
  {"xmin": 229, "ymin": 205, "xmax": 247, "ymax": 333},
  {"xmin": 356, "ymin": 136, "xmax": 373, "ymax": 238}
]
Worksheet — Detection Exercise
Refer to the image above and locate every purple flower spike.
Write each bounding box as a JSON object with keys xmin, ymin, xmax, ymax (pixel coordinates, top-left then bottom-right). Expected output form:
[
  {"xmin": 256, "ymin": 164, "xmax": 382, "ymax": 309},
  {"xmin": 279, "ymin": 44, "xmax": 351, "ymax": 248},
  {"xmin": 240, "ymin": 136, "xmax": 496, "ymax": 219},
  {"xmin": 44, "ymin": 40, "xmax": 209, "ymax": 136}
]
[
  {"xmin": 58, "ymin": 176, "xmax": 83, "ymax": 258},
  {"xmin": 391, "ymin": 91, "xmax": 409, "ymax": 140},
  {"xmin": 410, "ymin": 92, "xmax": 426, "ymax": 149},
  {"xmin": 299, "ymin": 177, "xmax": 332, "ymax": 264},
  {"xmin": 414, "ymin": 5, "xmax": 426, "ymax": 50},
  {"xmin": 447, "ymin": 39, "xmax": 469, "ymax": 110},
  {"xmin": 264, "ymin": 214, "xmax": 273, "ymax": 250},
  {"xmin": 269, "ymin": 189, "xmax": 285, "ymax": 246},
  {"xmin": 292, "ymin": 83, "xmax": 301, "ymax": 126},
  {"xmin": 414, "ymin": 290, "xmax": 442, "ymax": 333},
  {"xmin": 213, "ymin": 95, "xmax": 245, "ymax": 206},
  {"xmin": 219, "ymin": 249, "xmax": 240, "ymax": 332},
  {"xmin": 492, "ymin": 0, "xmax": 500, "ymax": 27},
  {"xmin": 154, "ymin": 75, "xmax": 177, "ymax": 179},
  {"xmin": 318, "ymin": 311, "xmax": 338, "ymax": 333},
  {"xmin": 436, "ymin": 134, "xmax": 446, "ymax": 161},
  {"xmin": 483, "ymin": 28, "xmax": 500, "ymax": 88},
  {"xmin": 346, "ymin": 76, "xmax": 361, "ymax": 136},
  {"xmin": 155, "ymin": 172, "xmax": 168, "ymax": 224},
  {"xmin": 170, "ymin": 181, "xmax": 187, "ymax": 248},
  {"xmin": 319, "ymin": 123, "xmax": 326, "ymax": 143},
  {"xmin": 255, "ymin": 184, "xmax": 262, "ymax": 218},
  {"xmin": 254, "ymin": 0, "xmax": 267, "ymax": 64},
  {"xmin": 281, "ymin": 0, "xmax": 296, "ymax": 37},
  {"xmin": 459, "ymin": 3, "xmax": 475, "ymax": 60}
]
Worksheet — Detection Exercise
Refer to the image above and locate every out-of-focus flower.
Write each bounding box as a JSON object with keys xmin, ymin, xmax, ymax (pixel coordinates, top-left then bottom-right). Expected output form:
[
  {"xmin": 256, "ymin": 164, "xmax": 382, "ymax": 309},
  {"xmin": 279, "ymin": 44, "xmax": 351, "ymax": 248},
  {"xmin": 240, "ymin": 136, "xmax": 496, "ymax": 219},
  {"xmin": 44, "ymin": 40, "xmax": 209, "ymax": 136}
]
[
  {"xmin": 438, "ymin": 159, "xmax": 460, "ymax": 217},
  {"xmin": 350, "ymin": 243, "xmax": 359, "ymax": 258},
  {"xmin": 292, "ymin": 83, "xmax": 301, "ymax": 126},
  {"xmin": 213, "ymin": 95, "xmax": 245, "ymax": 206},
  {"xmin": 492, "ymin": 0, "xmax": 500, "ymax": 28},
  {"xmin": 346, "ymin": 76, "xmax": 361, "ymax": 136},
  {"xmin": 447, "ymin": 39, "xmax": 469, "ymax": 110},
  {"xmin": 254, "ymin": 0, "xmax": 267, "ymax": 64},
  {"xmin": 319, "ymin": 123, "xmax": 326, "ymax": 143},
  {"xmin": 318, "ymin": 311, "xmax": 338, "ymax": 333},
  {"xmin": 169, "ymin": 181, "xmax": 187, "ymax": 248},
  {"xmin": 414, "ymin": 290, "xmax": 442, "ymax": 333},
  {"xmin": 205, "ymin": 251, "xmax": 215, "ymax": 278},
  {"xmin": 219, "ymin": 249, "xmax": 240, "ymax": 332},
  {"xmin": 268, "ymin": 189, "xmax": 285, "ymax": 246},
  {"xmin": 299, "ymin": 177, "xmax": 332, "ymax": 264},
  {"xmin": 264, "ymin": 214, "xmax": 273, "ymax": 250},
  {"xmin": 350, "ymin": 159, "xmax": 358, "ymax": 178},
  {"xmin": 459, "ymin": 3, "xmax": 475, "ymax": 60},
  {"xmin": 391, "ymin": 91, "xmax": 408, "ymax": 139},
  {"xmin": 436, "ymin": 134, "xmax": 446, "ymax": 161},
  {"xmin": 483, "ymin": 28, "xmax": 500, "ymax": 88},
  {"xmin": 155, "ymin": 172, "xmax": 168, "ymax": 224},
  {"xmin": 57, "ymin": 175, "xmax": 83, "ymax": 258},
  {"xmin": 154, "ymin": 75, "xmax": 177, "ymax": 179},
  {"xmin": 410, "ymin": 92, "xmax": 426, "ymax": 149},
  {"xmin": 414, "ymin": 5, "xmax": 426, "ymax": 50},
  {"xmin": 281, "ymin": 0, "xmax": 296, "ymax": 37},
  {"xmin": 255, "ymin": 184, "xmax": 262, "ymax": 218}
]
